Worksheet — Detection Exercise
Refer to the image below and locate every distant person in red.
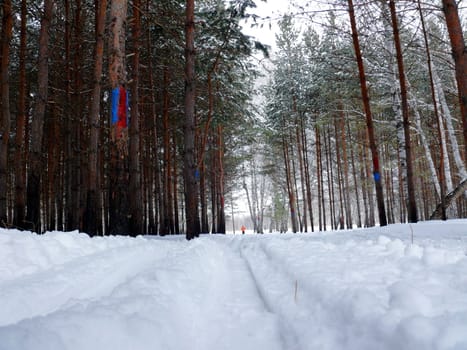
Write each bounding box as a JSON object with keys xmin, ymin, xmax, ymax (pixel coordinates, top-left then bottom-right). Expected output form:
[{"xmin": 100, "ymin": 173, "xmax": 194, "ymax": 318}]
[{"xmin": 241, "ymin": 225, "xmax": 246, "ymax": 235}]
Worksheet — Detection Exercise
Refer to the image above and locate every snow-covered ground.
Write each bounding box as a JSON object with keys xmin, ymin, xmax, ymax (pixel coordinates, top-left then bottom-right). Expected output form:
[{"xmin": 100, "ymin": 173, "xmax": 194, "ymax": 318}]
[{"xmin": 0, "ymin": 220, "xmax": 466, "ymax": 350}]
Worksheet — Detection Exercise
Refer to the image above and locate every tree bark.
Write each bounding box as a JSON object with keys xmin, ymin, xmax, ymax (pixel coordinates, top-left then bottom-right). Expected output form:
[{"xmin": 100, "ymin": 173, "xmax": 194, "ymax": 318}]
[
  {"xmin": 184, "ymin": 0, "xmax": 200, "ymax": 239},
  {"xmin": 172, "ymin": 132, "xmax": 180, "ymax": 234},
  {"xmin": 67, "ymin": 0, "xmax": 83, "ymax": 231},
  {"xmin": 334, "ymin": 119, "xmax": 345, "ymax": 229},
  {"xmin": 26, "ymin": 0, "xmax": 54, "ymax": 233},
  {"xmin": 431, "ymin": 178, "xmax": 467, "ymax": 219},
  {"xmin": 417, "ymin": 0, "xmax": 446, "ymax": 220},
  {"xmin": 0, "ymin": 0, "xmax": 13, "ymax": 226},
  {"xmin": 145, "ymin": 9, "xmax": 161, "ymax": 234},
  {"xmin": 316, "ymin": 126, "xmax": 325, "ymax": 231},
  {"xmin": 325, "ymin": 127, "xmax": 336, "ymax": 230},
  {"xmin": 200, "ymin": 161, "xmax": 209, "ymax": 233},
  {"xmin": 296, "ymin": 121, "xmax": 307, "ymax": 231},
  {"xmin": 348, "ymin": 121, "xmax": 362, "ymax": 228},
  {"xmin": 301, "ymin": 120, "xmax": 314, "ymax": 232},
  {"xmin": 108, "ymin": 0, "xmax": 130, "ymax": 235},
  {"xmin": 14, "ymin": 0, "xmax": 28, "ymax": 228},
  {"xmin": 340, "ymin": 113, "xmax": 352, "ymax": 229},
  {"xmin": 347, "ymin": 0, "xmax": 387, "ymax": 226},
  {"xmin": 283, "ymin": 134, "xmax": 298, "ymax": 233},
  {"xmin": 161, "ymin": 67, "xmax": 174, "ymax": 235},
  {"xmin": 85, "ymin": 0, "xmax": 107, "ymax": 235},
  {"xmin": 216, "ymin": 125, "xmax": 225, "ymax": 234},
  {"xmin": 129, "ymin": 0, "xmax": 143, "ymax": 235},
  {"xmin": 389, "ymin": 0, "xmax": 418, "ymax": 223},
  {"xmin": 442, "ymin": 0, "xmax": 467, "ymax": 157}
]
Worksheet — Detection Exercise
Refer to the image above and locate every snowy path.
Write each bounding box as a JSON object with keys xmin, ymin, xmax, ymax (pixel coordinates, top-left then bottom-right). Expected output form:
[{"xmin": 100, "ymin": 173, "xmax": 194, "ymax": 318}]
[
  {"xmin": 237, "ymin": 239, "xmax": 314, "ymax": 350},
  {"xmin": 0, "ymin": 222, "xmax": 467, "ymax": 350},
  {"xmin": 0, "ymin": 242, "xmax": 165, "ymax": 326}
]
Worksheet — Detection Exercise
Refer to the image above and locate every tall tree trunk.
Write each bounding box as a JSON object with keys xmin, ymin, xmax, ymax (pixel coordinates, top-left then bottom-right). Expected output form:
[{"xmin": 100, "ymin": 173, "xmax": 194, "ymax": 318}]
[
  {"xmin": 411, "ymin": 92, "xmax": 441, "ymax": 196},
  {"xmin": 63, "ymin": 0, "xmax": 72, "ymax": 231},
  {"xmin": 283, "ymin": 135, "xmax": 298, "ymax": 233},
  {"xmin": 46, "ymin": 105, "xmax": 60, "ymax": 231},
  {"xmin": 145, "ymin": 7, "xmax": 161, "ymax": 234},
  {"xmin": 26, "ymin": 0, "xmax": 54, "ymax": 233},
  {"xmin": 442, "ymin": 0, "xmax": 467, "ymax": 157},
  {"xmin": 14, "ymin": 0, "xmax": 28, "ymax": 228},
  {"xmin": 325, "ymin": 127, "xmax": 336, "ymax": 230},
  {"xmin": 161, "ymin": 68, "xmax": 174, "ymax": 235},
  {"xmin": 108, "ymin": 0, "xmax": 129, "ymax": 235},
  {"xmin": 389, "ymin": 0, "xmax": 418, "ymax": 223},
  {"xmin": 211, "ymin": 146, "xmax": 218, "ymax": 233},
  {"xmin": 0, "ymin": 0, "xmax": 13, "ymax": 226},
  {"xmin": 417, "ymin": 0, "xmax": 446, "ymax": 220},
  {"xmin": 184, "ymin": 0, "xmax": 200, "ymax": 239},
  {"xmin": 68, "ymin": 0, "xmax": 83, "ymax": 231},
  {"xmin": 334, "ymin": 120, "xmax": 345, "ymax": 229},
  {"xmin": 316, "ymin": 126, "xmax": 325, "ymax": 231},
  {"xmin": 216, "ymin": 125, "xmax": 225, "ymax": 233},
  {"xmin": 348, "ymin": 122, "xmax": 362, "ymax": 228},
  {"xmin": 242, "ymin": 163, "xmax": 257, "ymax": 233},
  {"xmin": 383, "ymin": 146, "xmax": 394, "ymax": 224},
  {"xmin": 432, "ymin": 67, "xmax": 467, "ymax": 181},
  {"xmin": 347, "ymin": 0, "xmax": 387, "ymax": 226},
  {"xmin": 361, "ymin": 129, "xmax": 375, "ymax": 226},
  {"xmin": 129, "ymin": 0, "xmax": 143, "ymax": 235},
  {"xmin": 200, "ymin": 160, "xmax": 209, "ymax": 233},
  {"xmin": 340, "ymin": 112, "xmax": 352, "ymax": 229},
  {"xmin": 301, "ymin": 120, "xmax": 314, "ymax": 232},
  {"xmin": 359, "ymin": 137, "xmax": 370, "ymax": 227},
  {"xmin": 172, "ymin": 134, "xmax": 180, "ymax": 234},
  {"xmin": 290, "ymin": 134, "xmax": 302, "ymax": 231},
  {"xmin": 85, "ymin": 0, "xmax": 107, "ymax": 235},
  {"xmin": 438, "ymin": 109, "xmax": 454, "ymax": 193},
  {"xmin": 296, "ymin": 123, "xmax": 307, "ymax": 231}
]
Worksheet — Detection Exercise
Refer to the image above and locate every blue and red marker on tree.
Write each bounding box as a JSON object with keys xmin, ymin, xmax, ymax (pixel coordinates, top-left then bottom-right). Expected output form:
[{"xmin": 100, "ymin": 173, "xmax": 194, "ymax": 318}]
[{"xmin": 111, "ymin": 85, "xmax": 129, "ymax": 141}]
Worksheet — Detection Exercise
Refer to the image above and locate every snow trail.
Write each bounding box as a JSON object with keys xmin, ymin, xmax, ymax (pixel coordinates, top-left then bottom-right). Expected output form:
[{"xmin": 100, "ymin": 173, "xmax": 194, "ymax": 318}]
[
  {"xmin": 237, "ymin": 239, "xmax": 308, "ymax": 350},
  {"xmin": 0, "ymin": 222, "xmax": 467, "ymax": 350},
  {"xmin": 0, "ymin": 241, "xmax": 165, "ymax": 326}
]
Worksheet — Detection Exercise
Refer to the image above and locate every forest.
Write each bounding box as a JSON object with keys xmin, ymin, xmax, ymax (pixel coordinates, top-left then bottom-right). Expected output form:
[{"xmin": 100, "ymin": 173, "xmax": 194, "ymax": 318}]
[{"xmin": 0, "ymin": 0, "xmax": 466, "ymax": 239}]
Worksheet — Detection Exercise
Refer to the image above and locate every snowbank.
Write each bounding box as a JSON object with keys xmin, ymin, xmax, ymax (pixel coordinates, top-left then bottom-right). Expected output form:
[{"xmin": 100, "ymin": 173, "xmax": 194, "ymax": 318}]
[{"xmin": 0, "ymin": 220, "xmax": 466, "ymax": 350}]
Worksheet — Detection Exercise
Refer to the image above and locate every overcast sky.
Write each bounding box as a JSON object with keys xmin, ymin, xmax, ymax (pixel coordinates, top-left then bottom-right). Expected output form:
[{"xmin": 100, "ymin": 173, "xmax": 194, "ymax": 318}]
[
  {"xmin": 241, "ymin": 1, "xmax": 293, "ymax": 51},
  {"xmin": 240, "ymin": 0, "xmax": 330, "ymax": 54}
]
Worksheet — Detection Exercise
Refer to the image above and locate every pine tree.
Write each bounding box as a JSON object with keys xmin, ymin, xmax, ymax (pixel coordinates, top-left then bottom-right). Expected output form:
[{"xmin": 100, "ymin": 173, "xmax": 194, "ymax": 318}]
[
  {"xmin": 0, "ymin": 0, "xmax": 13, "ymax": 227},
  {"xmin": 184, "ymin": 0, "xmax": 200, "ymax": 239},
  {"xmin": 108, "ymin": 0, "xmax": 130, "ymax": 235},
  {"xmin": 85, "ymin": 0, "xmax": 108, "ymax": 236},
  {"xmin": 347, "ymin": 0, "xmax": 387, "ymax": 227},
  {"xmin": 26, "ymin": 0, "xmax": 54, "ymax": 233}
]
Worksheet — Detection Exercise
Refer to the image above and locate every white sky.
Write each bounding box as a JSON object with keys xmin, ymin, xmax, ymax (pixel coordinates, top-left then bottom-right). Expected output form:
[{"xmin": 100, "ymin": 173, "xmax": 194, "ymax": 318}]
[{"xmin": 241, "ymin": 1, "xmax": 294, "ymax": 50}]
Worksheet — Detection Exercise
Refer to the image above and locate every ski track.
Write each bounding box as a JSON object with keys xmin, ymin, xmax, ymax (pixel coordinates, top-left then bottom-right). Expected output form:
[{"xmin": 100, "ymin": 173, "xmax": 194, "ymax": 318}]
[
  {"xmin": 239, "ymin": 231, "xmax": 467, "ymax": 350},
  {"xmin": 244, "ymin": 237, "xmax": 391, "ymax": 350},
  {"xmin": 235, "ymin": 238, "xmax": 318, "ymax": 350},
  {"xmin": 233, "ymin": 235, "xmax": 391, "ymax": 350},
  {"xmin": 3, "ymin": 226, "xmax": 467, "ymax": 350},
  {"xmin": 0, "ymin": 236, "xmax": 286, "ymax": 350},
  {"xmin": 0, "ymin": 241, "xmax": 165, "ymax": 327},
  {"xmin": 187, "ymin": 237, "xmax": 284, "ymax": 350}
]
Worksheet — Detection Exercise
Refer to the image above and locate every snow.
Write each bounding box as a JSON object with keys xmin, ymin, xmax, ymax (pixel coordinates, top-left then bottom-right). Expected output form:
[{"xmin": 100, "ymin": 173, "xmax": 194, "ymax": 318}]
[{"xmin": 0, "ymin": 221, "xmax": 467, "ymax": 350}]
